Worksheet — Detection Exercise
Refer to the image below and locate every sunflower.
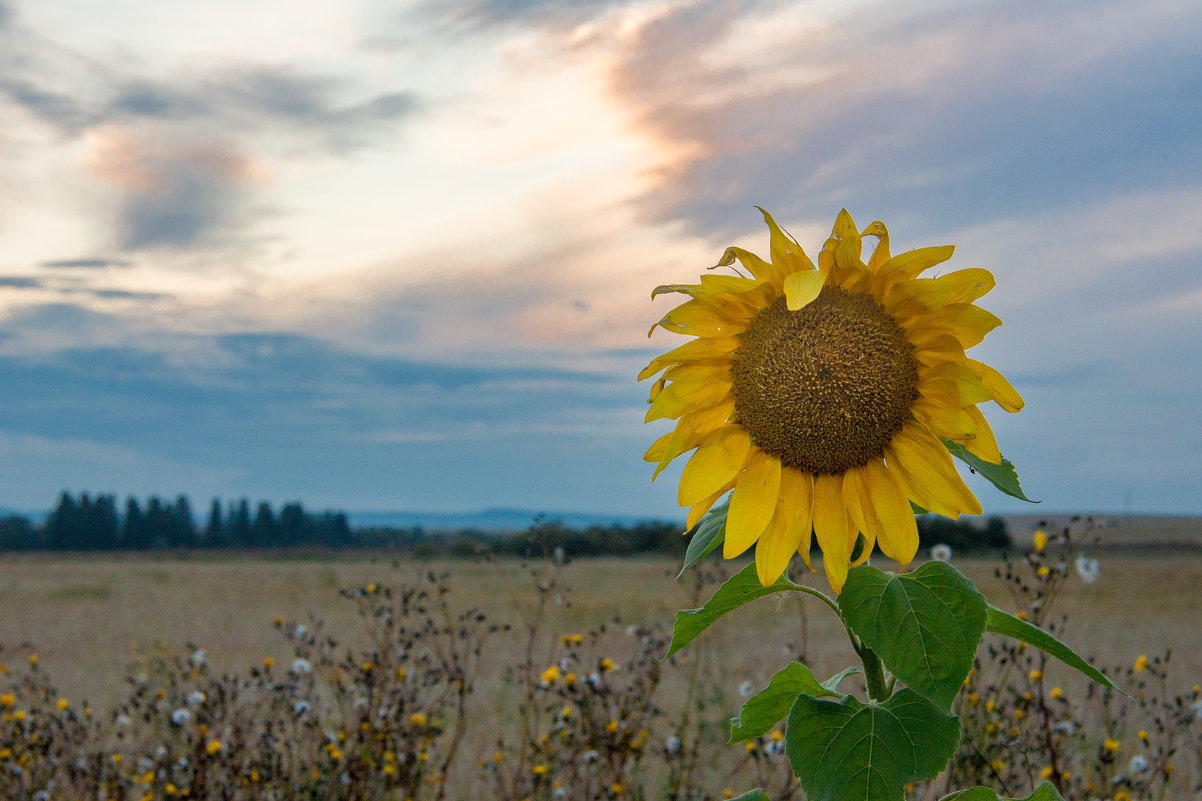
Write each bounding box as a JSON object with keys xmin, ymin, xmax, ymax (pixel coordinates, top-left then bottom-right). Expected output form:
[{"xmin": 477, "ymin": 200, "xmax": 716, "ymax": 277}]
[{"xmin": 640, "ymin": 209, "xmax": 1023, "ymax": 591}]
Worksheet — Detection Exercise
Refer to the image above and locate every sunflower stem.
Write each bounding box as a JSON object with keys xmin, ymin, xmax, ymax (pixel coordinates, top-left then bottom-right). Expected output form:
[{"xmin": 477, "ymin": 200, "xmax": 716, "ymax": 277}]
[{"xmin": 857, "ymin": 644, "xmax": 891, "ymax": 702}]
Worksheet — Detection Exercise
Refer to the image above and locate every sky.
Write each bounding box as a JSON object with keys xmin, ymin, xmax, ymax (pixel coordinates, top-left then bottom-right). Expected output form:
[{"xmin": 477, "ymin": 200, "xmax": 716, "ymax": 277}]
[{"xmin": 0, "ymin": 0, "xmax": 1199, "ymax": 521}]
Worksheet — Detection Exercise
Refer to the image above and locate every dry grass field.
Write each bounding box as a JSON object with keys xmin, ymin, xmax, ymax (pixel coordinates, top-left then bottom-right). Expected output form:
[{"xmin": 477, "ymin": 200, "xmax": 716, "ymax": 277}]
[
  {"xmin": 0, "ymin": 548, "xmax": 1198, "ymax": 709},
  {"xmin": 0, "ymin": 527, "xmax": 1199, "ymax": 799}
]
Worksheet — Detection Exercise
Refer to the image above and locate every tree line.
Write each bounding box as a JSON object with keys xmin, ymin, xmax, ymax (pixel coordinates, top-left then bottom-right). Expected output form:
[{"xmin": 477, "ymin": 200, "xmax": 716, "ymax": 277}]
[
  {"xmin": 0, "ymin": 491, "xmax": 1011, "ymax": 556},
  {"xmin": 0, "ymin": 492, "xmax": 351, "ymax": 551}
]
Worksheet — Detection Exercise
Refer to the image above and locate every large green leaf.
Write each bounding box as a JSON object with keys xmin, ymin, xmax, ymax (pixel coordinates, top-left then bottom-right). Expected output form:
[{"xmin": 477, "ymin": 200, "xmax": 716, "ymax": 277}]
[
  {"xmin": 666, "ymin": 562, "xmax": 799, "ymax": 658},
  {"xmin": 839, "ymin": 562, "xmax": 987, "ymax": 710},
  {"xmin": 943, "ymin": 440, "xmax": 1036, "ymax": 503},
  {"xmin": 985, "ymin": 606, "xmax": 1122, "ymax": 693},
  {"xmin": 941, "ymin": 781, "xmax": 1066, "ymax": 801},
  {"xmin": 786, "ymin": 689, "xmax": 960, "ymax": 801},
  {"xmin": 678, "ymin": 498, "xmax": 728, "ymax": 576},
  {"xmin": 729, "ymin": 663, "xmax": 856, "ymax": 743}
]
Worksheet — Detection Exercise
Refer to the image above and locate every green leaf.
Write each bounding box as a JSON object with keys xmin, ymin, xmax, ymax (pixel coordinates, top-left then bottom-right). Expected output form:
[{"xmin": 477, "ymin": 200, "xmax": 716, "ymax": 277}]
[
  {"xmin": 943, "ymin": 440, "xmax": 1037, "ymax": 503},
  {"xmin": 786, "ymin": 689, "xmax": 960, "ymax": 801},
  {"xmin": 678, "ymin": 498, "xmax": 729, "ymax": 576},
  {"xmin": 985, "ymin": 606, "xmax": 1123, "ymax": 693},
  {"xmin": 665, "ymin": 562, "xmax": 799, "ymax": 658},
  {"xmin": 727, "ymin": 790, "xmax": 772, "ymax": 801},
  {"xmin": 729, "ymin": 664, "xmax": 856, "ymax": 743},
  {"xmin": 839, "ymin": 562, "xmax": 987, "ymax": 710},
  {"xmin": 940, "ymin": 781, "xmax": 1067, "ymax": 801}
]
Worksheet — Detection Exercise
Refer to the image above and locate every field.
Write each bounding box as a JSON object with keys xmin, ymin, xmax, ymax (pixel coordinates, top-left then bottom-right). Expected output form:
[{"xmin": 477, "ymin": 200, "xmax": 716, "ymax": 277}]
[{"xmin": 0, "ymin": 519, "xmax": 1199, "ymax": 800}]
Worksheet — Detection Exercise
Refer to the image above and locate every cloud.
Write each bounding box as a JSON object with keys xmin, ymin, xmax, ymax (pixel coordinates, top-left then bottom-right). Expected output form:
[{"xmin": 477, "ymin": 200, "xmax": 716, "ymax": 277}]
[
  {"xmin": 0, "ymin": 276, "xmax": 42, "ymax": 289},
  {"xmin": 40, "ymin": 258, "xmax": 133, "ymax": 270}
]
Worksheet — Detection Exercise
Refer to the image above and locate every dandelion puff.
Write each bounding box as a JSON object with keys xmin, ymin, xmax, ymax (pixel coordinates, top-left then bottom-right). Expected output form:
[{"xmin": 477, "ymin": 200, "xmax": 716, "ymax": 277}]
[
  {"xmin": 294, "ymin": 624, "xmax": 307, "ymax": 638},
  {"xmin": 581, "ymin": 749, "xmax": 600, "ymax": 764},
  {"xmin": 930, "ymin": 544, "xmax": 953, "ymax": 562},
  {"xmin": 1075, "ymin": 556, "xmax": 1100, "ymax": 584},
  {"xmin": 186, "ymin": 691, "xmax": 206, "ymax": 707},
  {"xmin": 291, "ymin": 658, "xmax": 312, "ymax": 675},
  {"xmin": 764, "ymin": 740, "xmax": 785, "ymax": 757},
  {"xmin": 665, "ymin": 735, "xmax": 682, "ymax": 754},
  {"xmin": 293, "ymin": 700, "xmax": 311, "ymax": 716},
  {"xmin": 170, "ymin": 708, "xmax": 191, "ymax": 726},
  {"xmin": 189, "ymin": 649, "xmax": 206, "ymax": 667},
  {"xmin": 738, "ymin": 680, "xmax": 755, "ymax": 698},
  {"xmin": 1191, "ymin": 698, "xmax": 1202, "ymax": 719},
  {"xmin": 1129, "ymin": 755, "xmax": 1149, "ymax": 773},
  {"xmin": 114, "ymin": 714, "xmax": 132, "ymax": 727}
]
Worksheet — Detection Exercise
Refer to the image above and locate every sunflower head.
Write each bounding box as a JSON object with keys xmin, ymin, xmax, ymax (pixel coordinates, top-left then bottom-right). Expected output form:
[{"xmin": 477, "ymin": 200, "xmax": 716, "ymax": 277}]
[{"xmin": 641, "ymin": 209, "xmax": 1023, "ymax": 591}]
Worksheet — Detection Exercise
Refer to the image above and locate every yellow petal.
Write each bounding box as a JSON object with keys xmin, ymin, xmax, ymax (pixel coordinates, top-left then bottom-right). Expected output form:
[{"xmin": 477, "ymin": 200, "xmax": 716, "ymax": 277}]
[
  {"xmin": 649, "ymin": 298, "xmax": 746, "ymax": 338},
  {"xmin": 653, "ymin": 396, "xmax": 737, "ymax": 478},
  {"xmin": 939, "ymin": 268, "xmax": 995, "ymax": 303},
  {"xmin": 861, "ymin": 221, "xmax": 891, "ymax": 271},
  {"xmin": 713, "ymin": 245, "xmax": 783, "ymax": 284},
  {"xmin": 757, "ymin": 207, "xmax": 813, "ymax": 274},
  {"xmin": 969, "ymin": 359, "xmax": 1024, "ymax": 413},
  {"xmin": 686, "ymin": 485, "xmax": 732, "ymax": 530},
  {"xmin": 862, "ymin": 458, "xmax": 919, "ymax": 566},
  {"xmin": 839, "ymin": 468, "xmax": 876, "ymax": 566},
  {"xmin": 638, "ymin": 337, "xmax": 741, "ymax": 381},
  {"xmin": 962, "ymin": 406, "xmax": 1002, "ymax": 465},
  {"xmin": 724, "ymin": 451, "xmax": 782, "ymax": 559},
  {"xmin": 677, "ymin": 426, "xmax": 751, "ymax": 506},
  {"xmin": 643, "ymin": 432, "xmax": 673, "ymax": 464},
  {"xmin": 812, "ymin": 474, "xmax": 855, "ymax": 592},
  {"xmin": 878, "ymin": 245, "xmax": 956, "ymax": 284},
  {"xmin": 904, "ymin": 303, "xmax": 1002, "ymax": 349},
  {"xmin": 911, "ymin": 397, "xmax": 977, "ymax": 440},
  {"xmin": 783, "ymin": 268, "xmax": 827, "ymax": 311},
  {"xmin": 645, "ymin": 376, "xmax": 731, "ymax": 423},
  {"xmin": 754, "ymin": 467, "xmax": 813, "ymax": 584},
  {"xmin": 919, "ymin": 361, "xmax": 993, "ymax": 407},
  {"xmin": 886, "ymin": 422, "xmax": 982, "ymax": 518}
]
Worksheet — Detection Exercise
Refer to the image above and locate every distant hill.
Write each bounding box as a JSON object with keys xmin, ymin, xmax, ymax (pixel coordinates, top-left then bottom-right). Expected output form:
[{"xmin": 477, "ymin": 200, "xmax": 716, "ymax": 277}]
[{"xmin": 346, "ymin": 507, "xmax": 673, "ymax": 533}]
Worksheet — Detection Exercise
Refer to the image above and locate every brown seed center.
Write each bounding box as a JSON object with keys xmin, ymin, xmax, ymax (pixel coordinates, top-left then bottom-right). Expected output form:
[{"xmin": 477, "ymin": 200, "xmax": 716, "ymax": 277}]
[{"xmin": 729, "ymin": 286, "xmax": 919, "ymax": 474}]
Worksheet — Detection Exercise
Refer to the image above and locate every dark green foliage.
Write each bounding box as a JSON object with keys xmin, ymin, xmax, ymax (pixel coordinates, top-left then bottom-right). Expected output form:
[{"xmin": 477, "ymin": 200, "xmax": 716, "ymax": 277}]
[{"xmin": 917, "ymin": 515, "xmax": 1011, "ymax": 553}]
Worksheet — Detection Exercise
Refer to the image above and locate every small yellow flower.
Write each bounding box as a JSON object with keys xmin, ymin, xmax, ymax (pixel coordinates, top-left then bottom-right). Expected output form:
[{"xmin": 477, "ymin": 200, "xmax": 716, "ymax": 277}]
[
  {"xmin": 0, "ymin": 693, "xmax": 13, "ymax": 708},
  {"xmin": 1138, "ymin": 729, "xmax": 1148, "ymax": 740},
  {"xmin": 1037, "ymin": 566, "xmax": 1050, "ymax": 578},
  {"xmin": 1103, "ymin": 738, "xmax": 1120, "ymax": 753},
  {"xmin": 263, "ymin": 657, "xmax": 274, "ymax": 669},
  {"xmin": 990, "ymin": 759, "xmax": 1005, "ymax": 773},
  {"xmin": 1033, "ymin": 530, "xmax": 1047, "ymax": 552},
  {"xmin": 1114, "ymin": 792, "xmax": 1132, "ymax": 801},
  {"xmin": 985, "ymin": 700, "xmax": 997, "ymax": 712},
  {"xmin": 561, "ymin": 706, "xmax": 572, "ymax": 719},
  {"xmin": 250, "ymin": 768, "xmax": 260, "ymax": 782},
  {"xmin": 724, "ymin": 791, "xmax": 734, "ymax": 800},
  {"xmin": 532, "ymin": 763, "xmax": 548, "ymax": 776},
  {"xmin": 27, "ymin": 654, "xmax": 37, "ymax": 667},
  {"xmin": 744, "ymin": 741, "xmax": 755, "ymax": 753},
  {"xmin": 967, "ymin": 692, "xmax": 979, "ymax": 705},
  {"xmin": 1134, "ymin": 654, "xmax": 1148, "ymax": 671},
  {"xmin": 564, "ymin": 672, "xmax": 576, "ymax": 686},
  {"xmin": 492, "ymin": 751, "xmax": 504, "ymax": 764},
  {"xmin": 1016, "ymin": 610, "xmax": 1029, "ymax": 621},
  {"xmin": 1164, "ymin": 763, "xmax": 1175, "ymax": 775},
  {"xmin": 541, "ymin": 665, "xmax": 560, "ymax": 684},
  {"xmin": 56, "ymin": 698, "xmax": 69, "ymax": 711},
  {"xmin": 600, "ymin": 657, "xmax": 615, "ymax": 672},
  {"xmin": 1040, "ymin": 766, "xmax": 1054, "ymax": 779},
  {"xmin": 362, "ymin": 661, "xmax": 375, "ymax": 672},
  {"xmin": 1050, "ymin": 687, "xmax": 1063, "ymax": 700},
  {"xmin": 0, "ymin": 748, "xmax": 11, "ymax": 759},
  {"xmin": 606, "ymin": 720, "xmax": 619, "ymax": 734},
  {"xmin": 770, "ymin": 730, "xmax": 784, "ymax": 742},
  {"xmin": 366, "ymin": 583, "xmax": 377, "ymax": 593},
  {"xmin": 112, "ymin": 753, "xmax": 123, "ymax": 764},
  {"xmin": 611, "ymin": 783, "xmax": 626, "ymax": 795},
  {"xmin": 166, "ymin": 783, "xmax": 178, "ymax": 795},
  {"xmin": 383, "ymin": 763, "xmax": 396, "ymax": 776},
  {"xmin": 1013, "ymin": 708, "xmax": 1025, "ymax": 720},
  {"xmin": 329, "ymin": 748, "xmax": 343, "ymax": 761},
  {"xmin": 396, "ymin": 667, "xmax": 408, "ymax": 680},
  {"xmin": 1029, "ymin": 669, "xmax": 1042, "ymax": 681},
  {"xmin": 12, "ymin": 710, "xmax": 24, "ymax": 721},
  {"xmin": 409, "ymin": 712, "xmax": 427, "ymax": 727},
  {"xmin": 206, "ymin": 739, "xmax": 222, "ymax": 756}
]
